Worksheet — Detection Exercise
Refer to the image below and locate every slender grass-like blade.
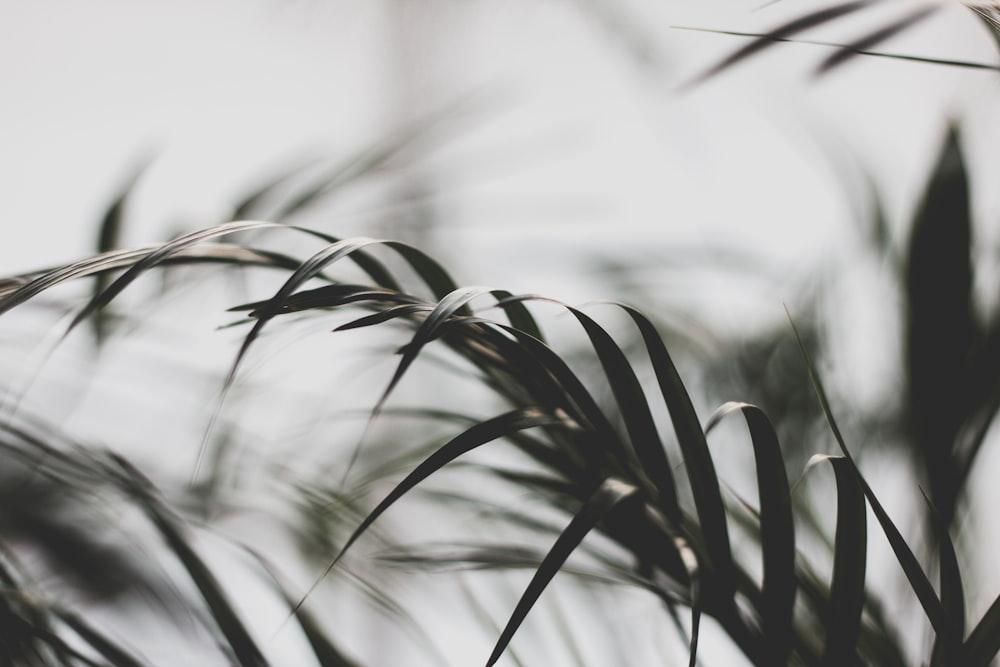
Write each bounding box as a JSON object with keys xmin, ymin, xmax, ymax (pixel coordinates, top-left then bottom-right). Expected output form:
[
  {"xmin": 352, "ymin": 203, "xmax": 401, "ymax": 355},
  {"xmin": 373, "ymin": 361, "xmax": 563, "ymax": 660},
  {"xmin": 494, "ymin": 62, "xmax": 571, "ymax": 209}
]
[
  {"xmin": 490, "ymin": 290, "xmax": 544, "ymax": 342},
  {"xmin": 231, "ymin": 158, "xmax": 318, "ymax": 221},
  {"xmin": 706, "ymin": 402, "xmax": 795, "ymax": 665},
  {"xmin": 923, "ymin": 492, "xmax": 964, "ymax": 666},
  {"xmin": 965, "ymin": 593, "xmax": 1000, "ymax": 665},
  {"xmin": 246, "ymin": 551, "xmax": 360, "ymax": 667},
  {"xmin": 615, "ymin": 305, "xmax": 732, "ymax": 600},
  {"xmin": 972, "ymin": 7, "xmax": 1000, "ymax": 56},
  {"xmin": 788, "ymin": 309, "xmax": 951, "ymax": 639},
  {"xmin": 68, "ymin": 221, "xmax": 284, "ymax": 333},
  {"xmin": 805, "ymin": 455, "xmax": 867, "ymax": 666},
  {"xmin": 335, "ymin": 304, "xmax": 432, "ymax": 331},
  {"xmin": 91, "ymin": 160, "xmax": 150, "ymax": 345},
  {"xmin": 815, "ymin": 5, "xmax": 939, "ymax": 74},
  {"xmin": 485, "ymin": 478, "xmax": 641, "ymax": 666},
  {"xmin": 684, "ymin": 0, "xmax": 874, "ymax": 86},
  {"xmin": 296, "ymin": 409, "xmax": 561, "ymax": 610},
  {"xmin": 675, "ymin": 25, "xmax": 1000, "ymax": 71},
  {"xmin": 463, "ymin": 317, "xmax": 629, "ymax": 469},
  {"xmin": 368, "ymin": 287, "xmax": 496, "ymax": 416},
  {"xmin": 231, "ymin": 284, "xmax": 418, "ymax": 317},
  {"xmin": 109, "ymin": 455, "xmax": 269, "ymax": 667},
  {"xmin": 490, "ymin": 297, "xmax": 681, "ymax": 523},
  {"xmin": 53, "ymin": 609, "xmax": 146, "ymax": 667}
]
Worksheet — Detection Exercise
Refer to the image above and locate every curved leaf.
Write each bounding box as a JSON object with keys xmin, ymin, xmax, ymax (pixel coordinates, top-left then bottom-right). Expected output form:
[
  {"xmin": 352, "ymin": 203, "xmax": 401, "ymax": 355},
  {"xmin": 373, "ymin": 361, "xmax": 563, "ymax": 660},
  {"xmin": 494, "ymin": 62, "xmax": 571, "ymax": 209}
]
[
  {"xmin": 685, "ymin": 0, "xmax": 874, "ymax": 86},
  {"xmin": 805, "ymin": 455, "xmax": 867, "ymax": 666},
  {"xmin": 617, "ymin": 305, "xmax": 733, "ymax": 601},
  {"xmin": 295, "ymin": 409, "xmax": 562, "ymax": 612},
  {"xmin": 486, "ymin": 478, "xmax": 641, "ymax": 666},
  {"xmin": 789, "ymin": 310, "xmax": 951, "ymax": 639},
  {"xmin": 706, "ymin": 402, "xmax": 795, "ymax": 664}
]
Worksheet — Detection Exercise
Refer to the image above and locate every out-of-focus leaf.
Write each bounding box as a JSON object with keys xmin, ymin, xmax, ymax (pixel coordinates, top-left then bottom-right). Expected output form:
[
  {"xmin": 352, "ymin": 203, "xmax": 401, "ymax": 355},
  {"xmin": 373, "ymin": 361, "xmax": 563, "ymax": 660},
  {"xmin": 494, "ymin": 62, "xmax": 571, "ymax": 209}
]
[
  {"xmin": 675, "ymin": 26, "xmax": 1000, "ymax": 72},
  {"xmin": 109, "ymin": 455, "xmax": 269, "ymax": 667},
  {"xmin": 491, "ymin": 290, "xmax": 544, "ymax": 342},
  {"xmin": 54, "ymin": 609, "xmax": 147, "ymax": 667},
  {"xmin": 965, "ymin": 593, "xmax": 1000, "ymax": 666},
  {"xmin": 971, "ymin": 7, "xmax": 1000, "ymax": 56},
  {"xmin": 486, "ymin": 478, "xmax": 641, "ymax": 666},
  {"xmin": 296, "ymin": 409, "xmax": 562, "ymax": 611},
  {"xmin": 370, "ymin": 286, "xmax": 496, "ymax": 416},
  {"xmin": 789, "ymin": 310, "xmax": 952, "ymax": 640},
  {"xmin": 924, "ymin": 492, "xmax": 964, "ymax": 666},
  {"xmin": 805, "ymin": 455, "xmax": 866, "ymax": 666},
  {"xmin": 905, "ymin": 126, "xmax": 974, "ymax": 526},
  {"xmin": 706, "ymin": 402, "xmax": 795, "ymax": 665},
  {"xmin": 92, "ymin": 159, "xmax": 151, "ymax": 345},
  {"xmin": 684, "ymin": 0, "xmax": 873, "ymax": 86},
  {"xmin": 231, "ymin": 284, "xmax": 418, "ymax": 318},
  {"xmin": 246, "ymin": 550, "xmax": 360, "ymax": 667},
  {"xmin": 231, "ymin": 158, "xmax": 319, "ymax": 221},
  {"xmin": 815, "ymin": 5, "xmax": 939, "ymax": 74}
]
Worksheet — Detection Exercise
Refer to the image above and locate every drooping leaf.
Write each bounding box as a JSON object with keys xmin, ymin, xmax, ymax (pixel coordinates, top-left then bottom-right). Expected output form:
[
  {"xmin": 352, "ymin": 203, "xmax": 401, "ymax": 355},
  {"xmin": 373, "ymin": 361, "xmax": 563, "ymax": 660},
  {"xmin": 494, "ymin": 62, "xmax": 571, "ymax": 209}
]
[
  {"xmin": 804, "ymin": 455, "xmax": 867, "ymax": 666},
  {"xmin": 296, "ymin": 409, "xmax": 562, "ymax": 611},
  {"xmin": 616, "ymin": 304, "xmax": 733, "ymax": 602},
  {"xmin": 245, "ymin": 550, "xmax": 361, "ymax": 667},
  {"xmin": 789, "ymin": 309, "xmax": 952, "ymax": 639},
  {"xmin": 965, "ymin": 593, "xmax": 1000, "ymax": 666},
  {"xmin": 706, "ymin": 402, "xmax": 795, "ymax": 665},
  {"xmin": 486, "ymin": 478, "xmax": 641, "ymax": 666},
  {"xmin": 674, "ymin": 26, "xmax": 1000, "ymax": 72},
  {"xmin": 923, "ymin": 491, "xmax": 965, "ymax": 666},
  {"xmin": 53, "ymin": 609, "xmax": 147, "ymax": 667},
  {"xmin": 91, "ymin": 158, "xmax": 151, "ymax": 345},
  {"xmin": 109, "ymin": 455, "xmax": 269, "ymax": 667}
]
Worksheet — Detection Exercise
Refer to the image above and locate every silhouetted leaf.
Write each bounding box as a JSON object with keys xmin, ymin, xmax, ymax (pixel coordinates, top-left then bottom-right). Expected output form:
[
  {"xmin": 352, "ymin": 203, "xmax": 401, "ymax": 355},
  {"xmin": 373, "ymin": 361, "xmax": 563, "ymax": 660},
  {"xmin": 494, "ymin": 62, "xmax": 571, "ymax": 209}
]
[
  {"xmin": 815, "ymin": 5, "xmax": 939, "ymax": 74},
  {"xmin": 965, "ymin": 593, "xmax": 1000, "ymax": 666},
  {"xmin": 109, "ymin": 455, "xmax": 269, "ymax": 667},
  {"xmin": 685, "ymin": 0, "xmax": 873, "ymax": 86},
  {"xmin": 706, "ymin": 402, "xmax": 795, "ymax": 665},
  {"xmin": 486, "ymin": 478, "xmax": 641, "ymax": 666},
  {"xmin": 905, "ymin": 126, "xmax": 974, "ymax": 526},
  {"xmin": 616, "ymin": 305, "xmax": 734, "ymax": 603},
  {"xmin": 789, "ymin": 309, "xmax": 951, "ymax": 640},
  {"xmin": 805, "ymin": 455, "xmax": 866, "ymax": 666},
  {"xmin": 297, "ymin": 409, "xmax": 562, "ymax": 612}
]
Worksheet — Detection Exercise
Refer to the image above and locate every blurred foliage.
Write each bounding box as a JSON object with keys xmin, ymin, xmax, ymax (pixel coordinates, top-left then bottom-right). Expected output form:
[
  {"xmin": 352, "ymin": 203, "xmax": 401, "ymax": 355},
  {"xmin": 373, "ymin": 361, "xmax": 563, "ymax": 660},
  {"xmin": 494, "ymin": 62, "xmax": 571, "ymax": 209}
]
[{"xmin": 1, "ymin": 1, "xmax": 1000, "ymax": 665}]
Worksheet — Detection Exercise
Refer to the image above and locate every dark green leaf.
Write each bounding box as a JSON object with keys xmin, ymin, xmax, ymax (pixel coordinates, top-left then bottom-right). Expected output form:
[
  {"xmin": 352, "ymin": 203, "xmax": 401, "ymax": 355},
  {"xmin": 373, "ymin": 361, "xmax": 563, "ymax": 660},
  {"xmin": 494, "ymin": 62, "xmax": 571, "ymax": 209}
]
[
  {"xmin": 296, "ymin": 409, "xmax": 561, "ymax": 612},
  {"xmin": 616, "ymin": 305, "xmax": 733, "ymax": 600},
  {"xmin": 804, "ymin": 455, "xmax": 866, "ymax": 666},
  {"xmin": 246, "ymin": 550, "xmax": 361, "ymax": 667},
  {"xmin": 815, "ymin": 5, "xmax": 940, "ymax": 74},
  {"xmin": 905, "ymin": 126, "xmax": 974, "ymax": 526},
  {"xmin": 924, "ymin": 491, "xmax": 965, "ymax": 666},
  {"xmin": 486, "ymin": 478, "xmax": 641, "ymax": 666},
  {"xmin": 685, "ymin": 0, "xmax": 873, "ymax": 86},
  {"xmin": 706, "ymin": 402, "xmax": 795, "ymax": 665},
  {"xmin": 110, "ymin": 455, "xmax": 269, "ymax": 667},
  {"xmin": 965, "ymin": 593, "xmax": 1000, "ymax": 666},
  {"xmin": 53, "ymin": 609, "xmax": 147, "ymax": 667},
  {"xmin": 789, "ymin": 310, "xmax": 952, "ymax": 640}
]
